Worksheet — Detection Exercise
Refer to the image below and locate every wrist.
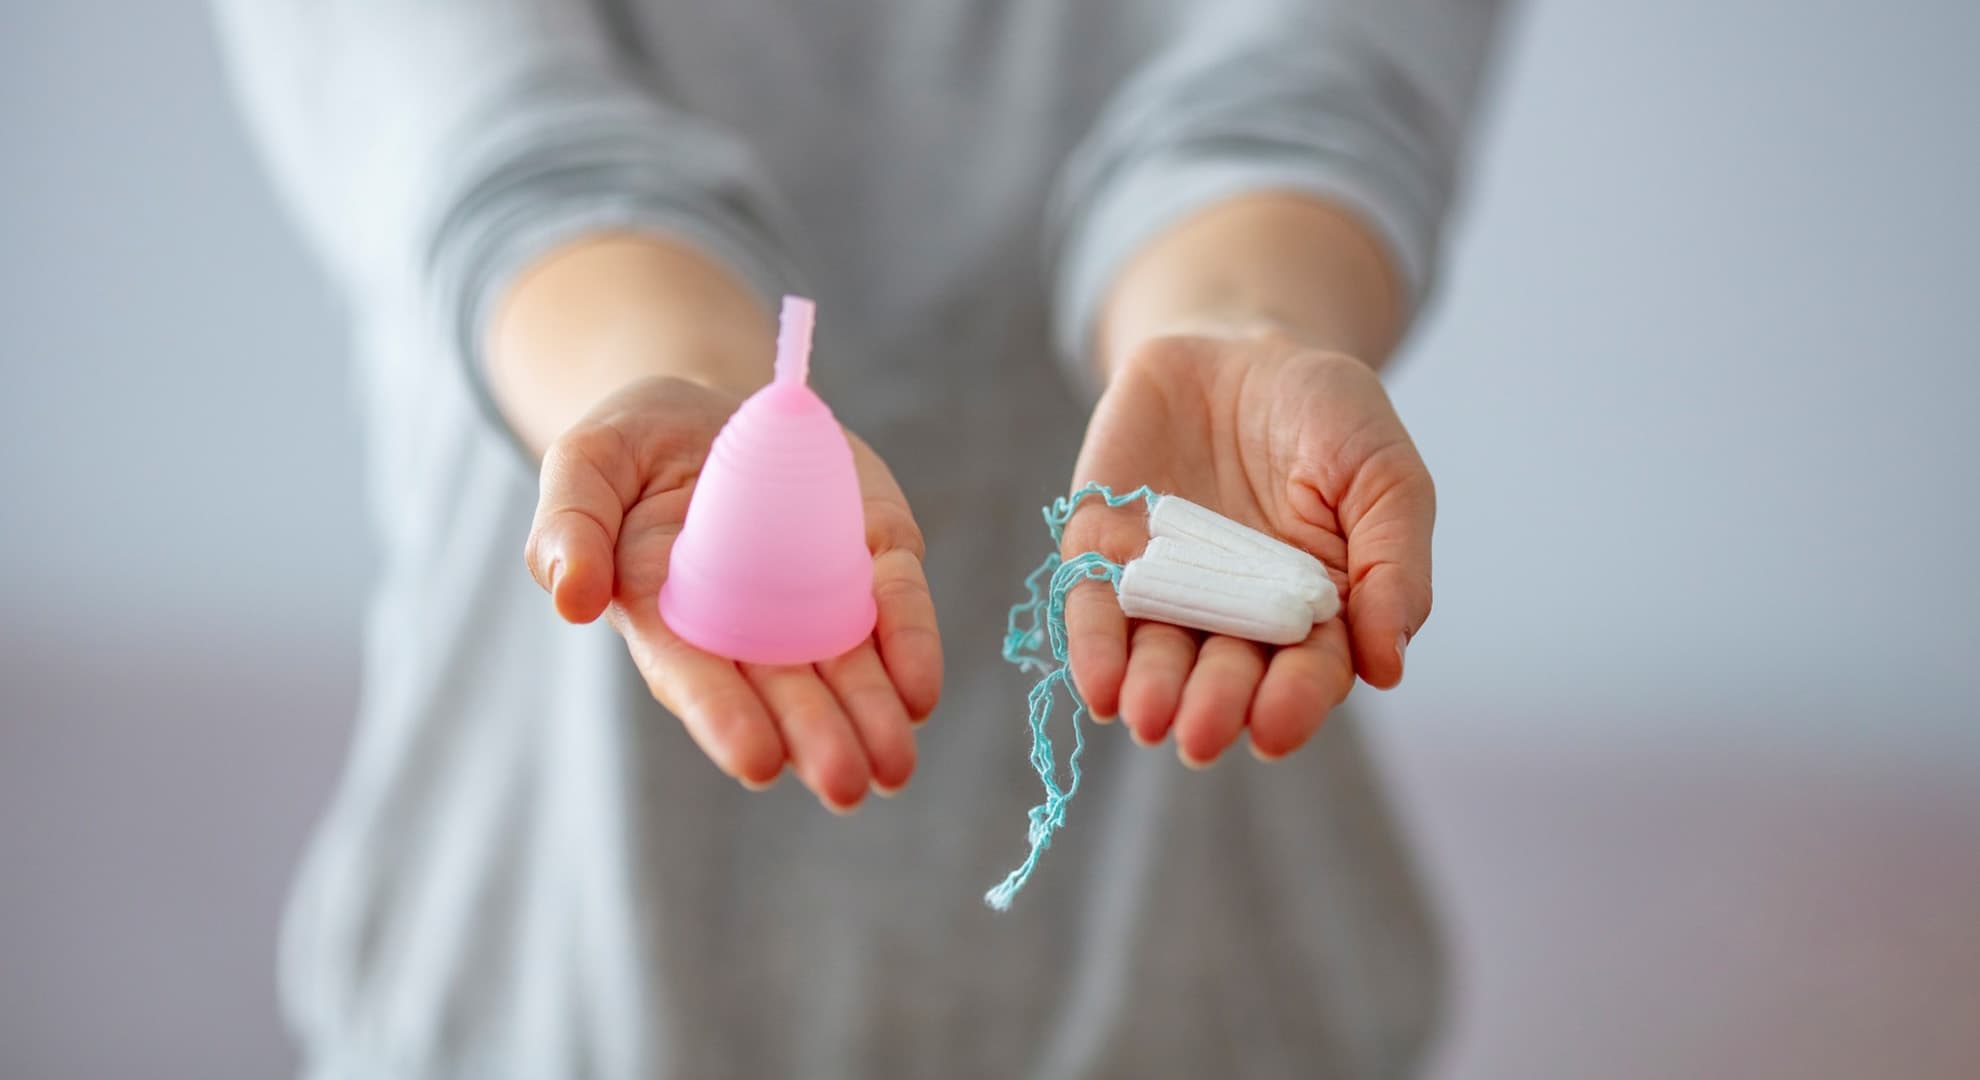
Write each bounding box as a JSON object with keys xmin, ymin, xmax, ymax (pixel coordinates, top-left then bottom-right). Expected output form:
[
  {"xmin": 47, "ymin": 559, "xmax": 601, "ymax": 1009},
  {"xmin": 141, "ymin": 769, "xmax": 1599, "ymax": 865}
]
[
  {"xmin": 488, "ymin": 232, "xmax": 776, "ymax": 455},
  {"xmin": 1114, "ymin": 311, "xmax": 1310, "ymax": 352},
  {"xmin": 1091, "ymin": 192, "xmax": 1404, "ymax": 382}
]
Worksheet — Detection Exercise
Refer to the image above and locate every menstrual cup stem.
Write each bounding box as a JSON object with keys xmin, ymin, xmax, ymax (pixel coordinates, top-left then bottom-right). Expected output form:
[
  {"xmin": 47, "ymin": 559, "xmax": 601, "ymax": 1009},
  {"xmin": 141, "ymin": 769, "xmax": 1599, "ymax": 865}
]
[{"xmin": 775, "ymin": 295, "xmax": 816, "ymax": 386}]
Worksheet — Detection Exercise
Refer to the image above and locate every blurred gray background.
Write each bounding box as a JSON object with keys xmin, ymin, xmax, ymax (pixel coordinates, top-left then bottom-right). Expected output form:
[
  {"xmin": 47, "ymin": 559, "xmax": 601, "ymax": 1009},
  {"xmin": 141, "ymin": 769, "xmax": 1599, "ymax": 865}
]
[{"xmin": 3, "ymin": 2, "xmax": 1976, "ymax": 1078}]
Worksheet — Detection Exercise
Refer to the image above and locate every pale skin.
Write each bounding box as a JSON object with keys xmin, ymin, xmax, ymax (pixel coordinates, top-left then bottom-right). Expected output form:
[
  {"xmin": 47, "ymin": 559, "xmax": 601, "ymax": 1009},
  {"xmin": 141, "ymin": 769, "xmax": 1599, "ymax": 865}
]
[{"xmin": 498, "ymin": 191, "xmax": 1434, "ymax": 811}]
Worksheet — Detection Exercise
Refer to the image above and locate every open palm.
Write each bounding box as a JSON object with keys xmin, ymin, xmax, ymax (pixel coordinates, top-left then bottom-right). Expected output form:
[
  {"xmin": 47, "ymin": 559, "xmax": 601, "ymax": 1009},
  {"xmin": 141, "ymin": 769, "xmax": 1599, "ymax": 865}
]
[
  {"xmin": 1062, "ymin": 335, "xmax": 1435, "ymax": 765},
  {"xmin": 523, "ymin": 376, "xmax": 942, "ymax": 812}
]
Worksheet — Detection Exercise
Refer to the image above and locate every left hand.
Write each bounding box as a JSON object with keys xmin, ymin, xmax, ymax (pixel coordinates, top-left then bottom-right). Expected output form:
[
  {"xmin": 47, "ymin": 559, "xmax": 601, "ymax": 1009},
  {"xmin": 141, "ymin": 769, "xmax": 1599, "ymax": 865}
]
[{"xmin": 1061, "ymin": 331, "xmax": 1435, "ymax": 766}]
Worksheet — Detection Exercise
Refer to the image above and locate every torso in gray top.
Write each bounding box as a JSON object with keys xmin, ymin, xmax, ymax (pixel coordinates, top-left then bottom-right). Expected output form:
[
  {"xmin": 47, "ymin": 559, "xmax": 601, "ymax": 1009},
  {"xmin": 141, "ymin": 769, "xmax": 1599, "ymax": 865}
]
[{"xmin": 214, "ymin": 1, "xmax": 1500, "ymax": 1076}]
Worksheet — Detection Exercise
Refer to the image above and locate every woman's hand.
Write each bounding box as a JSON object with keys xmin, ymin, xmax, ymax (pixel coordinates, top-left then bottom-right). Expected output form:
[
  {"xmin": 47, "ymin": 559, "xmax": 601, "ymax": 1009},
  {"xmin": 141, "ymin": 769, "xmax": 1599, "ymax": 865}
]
[
  {"xmin": 1061, "ymin": 332, "xmax": 1434, "ymax": 766},
  {"xmin": 522, "ymin": 376, "xmax": 943, "ymax": 812}
]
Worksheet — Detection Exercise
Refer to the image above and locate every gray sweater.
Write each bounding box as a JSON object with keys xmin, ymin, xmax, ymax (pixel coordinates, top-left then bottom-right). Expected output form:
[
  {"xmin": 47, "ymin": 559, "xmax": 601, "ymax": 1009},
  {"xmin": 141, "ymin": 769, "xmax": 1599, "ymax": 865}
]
[{"xmin": 213, "ymin": 2, "xmax": 1500, "ymax": 1076}]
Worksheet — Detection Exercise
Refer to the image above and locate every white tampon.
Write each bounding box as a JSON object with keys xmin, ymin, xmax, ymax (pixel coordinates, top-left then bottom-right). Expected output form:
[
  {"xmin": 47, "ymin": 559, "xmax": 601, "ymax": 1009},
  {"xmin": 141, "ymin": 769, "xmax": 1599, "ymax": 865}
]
[
  {"xmin": 1139, "ymin": 536, "xmax": 1340, "ymax": 623},
  {"xmin": 1145, "ymin": 495, "xmax": 1339, "ymax": 620},
  {"xmin": 1117, "ymin": 542, "xmax": 1316, "ymax": 645},
  {"xmin": 1147, "ymin": 494, "xmax": 1328, "ymax": 581}
]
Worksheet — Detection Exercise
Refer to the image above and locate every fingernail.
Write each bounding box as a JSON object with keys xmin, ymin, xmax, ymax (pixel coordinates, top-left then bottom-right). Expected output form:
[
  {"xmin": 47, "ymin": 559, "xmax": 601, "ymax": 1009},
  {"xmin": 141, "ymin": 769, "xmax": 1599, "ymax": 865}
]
[
  {"xmin": 547, "ymin": 557, "xmax": 564, "ymax": 594},
  {"xmin": 1127, "ymin": 724, "xmax": 1158, "ymax": 748},
  {"xmin": 739, "ymin": 773, "xmax": 776, "ymax": 792},
  {"xmin": 1248, "ymin": 741, "xmax": 1286, "ymax": 764},
  {"xmin": 1396, "ymin": 632, "xmax": 1410, "ymax": 673},
  {"xmin": 1177, "ymin": 745, "xmax": 1213, "ymax": 771},
  {"xmin": 823, "ymin": 798, "xmax": 857, "ymax": 817},
  {"xmin": 870, "ymin": 778, "xmax": 904, "ymax": 799},
  {"xmin": 1092, "ymin": 713, "xmax": 1116, "ymax": 726}
]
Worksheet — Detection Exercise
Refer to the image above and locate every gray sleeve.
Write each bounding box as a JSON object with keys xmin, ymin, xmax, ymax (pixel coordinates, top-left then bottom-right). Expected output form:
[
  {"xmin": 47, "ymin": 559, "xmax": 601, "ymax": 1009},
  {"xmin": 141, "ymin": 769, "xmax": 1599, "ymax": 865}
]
[
  {"xmin": 210, "ymin": 1, "xmax": 802, "ymax": 434},
  {"xmin": 1047, "ymin": 1, "xmax": 1507, "ymax": 367}
]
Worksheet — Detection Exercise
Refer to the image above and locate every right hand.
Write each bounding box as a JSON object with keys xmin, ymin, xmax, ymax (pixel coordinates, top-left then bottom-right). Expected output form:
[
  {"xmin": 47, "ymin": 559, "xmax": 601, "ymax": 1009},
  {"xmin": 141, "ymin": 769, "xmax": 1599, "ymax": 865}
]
[{"xmin": 523, "ymin": 375, "xmax": 943, "ymax": 812}]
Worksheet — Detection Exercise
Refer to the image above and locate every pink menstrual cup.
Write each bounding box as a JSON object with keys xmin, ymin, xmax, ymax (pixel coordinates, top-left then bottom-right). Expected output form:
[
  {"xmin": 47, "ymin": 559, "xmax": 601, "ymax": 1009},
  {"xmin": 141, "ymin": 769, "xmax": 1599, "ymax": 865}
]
[{"xmin": 658, "ymin": 296, "xmax": 877, "ymax": 664}]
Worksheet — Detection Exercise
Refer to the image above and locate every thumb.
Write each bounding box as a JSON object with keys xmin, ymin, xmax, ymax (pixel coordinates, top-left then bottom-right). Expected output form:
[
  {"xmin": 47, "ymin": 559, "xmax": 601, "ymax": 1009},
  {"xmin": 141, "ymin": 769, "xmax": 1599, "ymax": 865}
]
[
  {"xmin": 525, "ymin": 422, "xmax": 640, "ymax": 623},
  {"xmin": 1334, "ymin": 443, "xmax": 1435, "ymax": 689}
]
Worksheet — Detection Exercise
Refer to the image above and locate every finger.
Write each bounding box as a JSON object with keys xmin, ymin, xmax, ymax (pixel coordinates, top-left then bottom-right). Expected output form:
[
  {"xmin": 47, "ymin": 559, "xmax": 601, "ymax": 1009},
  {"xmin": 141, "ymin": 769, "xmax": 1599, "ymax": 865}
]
[
  {"xmin": 743, "ymin": 663, "xmax": 871, "ymax": 813},
  {"xmin": 1248, "ymin": 620, "xmax": 1356, "ymax": 761},
  {"xmin": 1119, "ymin": 621, "xmax": 1196, "ymax": 746},
  {"xmin": 818, "ymin": 644, "xmax": 917, "ymax": 795},
  {"xmin": 604, "ymin": 480, "xmax": 784, "ymax": 789},
  {"xmin": 620, "ymin": 625, "xmax": 786, "ymax": 789},
  {"xmin": 1329, "ymin": 448, "xmax": 1436, "ymax": 689},
  {"xmin": 872, "ymin": 549, "xmax": 943, "ymax": 722},
  {"xmin": 858, "ymin": 489, "xmax": 942, "ymax": 723},
  {"xmin": 1172, "ymin": 635, "xmax": 1267, "ymax": 768},
  {"xmin": 1057, "ymin": 496, "xmax": 1149, "ymax": 723},
  {"xmin": 525, "ymin": 422, "xmax": 641, "ymax": 624},
  {"xmin": 1063, "ymin": 579, "xmax": 1129, "ymax": 722}
]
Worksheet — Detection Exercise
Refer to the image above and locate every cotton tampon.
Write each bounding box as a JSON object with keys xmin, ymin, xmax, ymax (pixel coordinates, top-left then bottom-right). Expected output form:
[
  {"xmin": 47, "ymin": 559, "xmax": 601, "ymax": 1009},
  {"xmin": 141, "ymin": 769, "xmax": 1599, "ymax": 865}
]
[
  {"xmin": 1117, "ymin": 542, "xmax": 1316, "ymax": 644},
  {"xmin": 1144, "ymin": 495, "xmax": 1339, "ymax": 623},
  {"xmin": 1146, "ymin": 494, "xmax": 1329, "ymax": 583},
  {"xmin": 1139, "ymin": 536, "xmax": 1340, "ymax": 623}
]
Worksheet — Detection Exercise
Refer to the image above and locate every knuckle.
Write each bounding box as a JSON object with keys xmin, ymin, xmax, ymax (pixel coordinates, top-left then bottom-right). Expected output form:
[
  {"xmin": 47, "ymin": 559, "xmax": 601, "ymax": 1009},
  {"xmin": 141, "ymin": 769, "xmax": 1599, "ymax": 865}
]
[
  {"xmin": 1123, "ymin": 334, "xmax": 1213, "ymax": 377},
  {"xmin": 842, "ymin": 682, "xmax": 905, "ymax": 726},
  {"xmin": 880, "ymin": 621, "xmax": 940, "ymax": 661},
  {"xmin": 546, "ymin": 422, "xmax": 633, "ymax": 486},
  {"xmin": 542, "ymin": 424, "xmax": 599, "ymax": 472},
  {"xmin": 864, "ymin": 501, "xmax": 925, "ymax": 557},
  {"xmin": 522, "ymin": 530, "xmax": 544, "ymax": 580},
  {"xmin": 1068, "ymin": 576, "xmax": 1121, "ymax": 609},
  {"xmin": 873, "ymin": 563, "xmax": 927, "ymax": 601}
]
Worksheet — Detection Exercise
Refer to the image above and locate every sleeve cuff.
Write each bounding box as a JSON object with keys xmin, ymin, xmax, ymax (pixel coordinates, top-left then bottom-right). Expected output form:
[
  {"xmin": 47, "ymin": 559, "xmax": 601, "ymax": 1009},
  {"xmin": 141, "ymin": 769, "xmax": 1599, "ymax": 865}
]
[
  {"xmin": 1047, "ymin": 17, "xmax": 1459, "ymax": 381},
  {"xmin": 1051, "ymin": 155, "xmax": 1438, "ymax": 381},
  {"xmin": 421, "ymin": 65, "xmax": 804, "ymax": 458}
]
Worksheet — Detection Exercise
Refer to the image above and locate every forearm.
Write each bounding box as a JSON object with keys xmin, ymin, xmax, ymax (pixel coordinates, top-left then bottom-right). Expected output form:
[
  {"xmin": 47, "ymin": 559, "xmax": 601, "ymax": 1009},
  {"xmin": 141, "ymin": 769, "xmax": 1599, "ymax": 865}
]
[
  {"xmin": 216, "ymin": 3, "xmax": 801, "ymax": 461},
  {"xmin": 1093, "ymin": 192, "xmax": 1404, "ymax": 382},
  {"xmin": 487, "ymin": 233, "xmax": 776, "ymax": 456},
  {"xmin": 1058, "ymin": 3, "xmax": 1506, "ymax": 387}
]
